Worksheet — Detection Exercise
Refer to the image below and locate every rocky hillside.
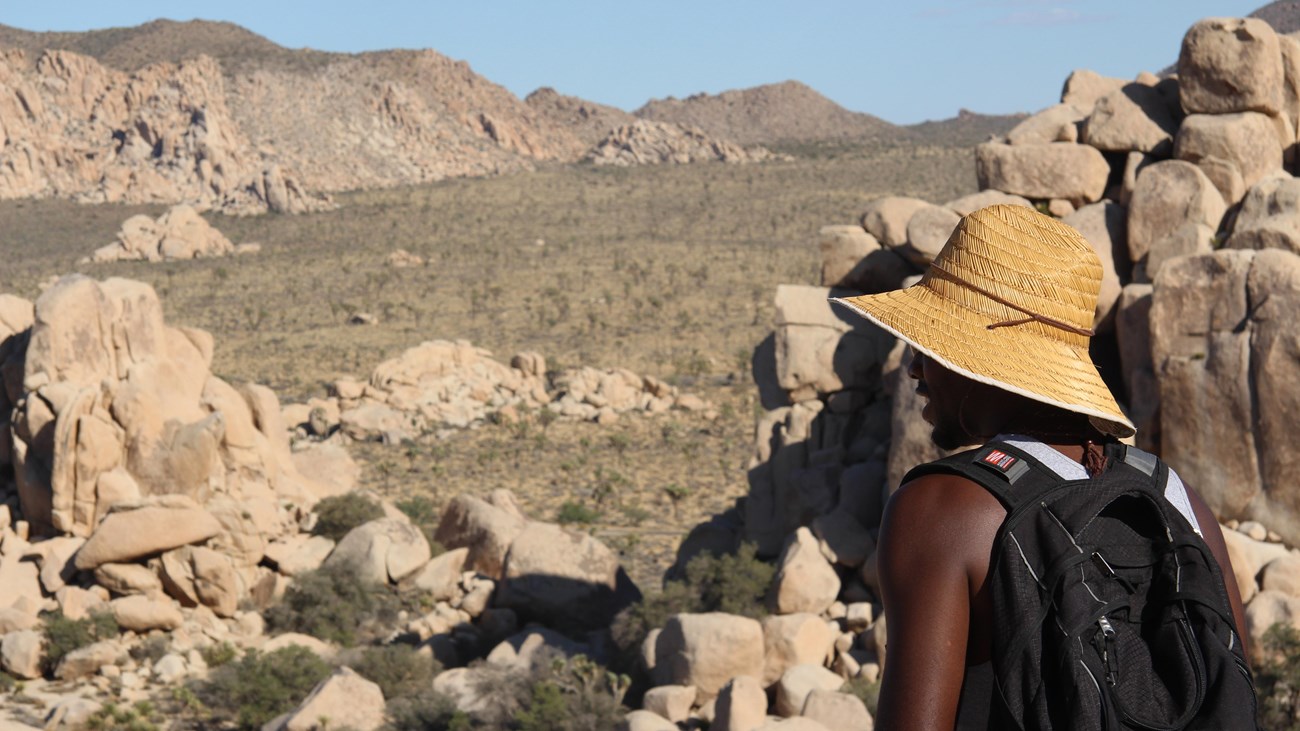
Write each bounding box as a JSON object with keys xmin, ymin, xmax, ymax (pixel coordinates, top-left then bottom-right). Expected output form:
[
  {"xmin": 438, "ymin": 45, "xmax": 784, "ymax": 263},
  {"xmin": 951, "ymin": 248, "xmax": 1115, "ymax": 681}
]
[
  {"xmin": 0, "ymin": 20, "xmax": 779, "ymax": 214},
  {"xmin": 1252, "ymin": 0, "xmax": 1300, "ymax": 34},
  {"xmin": 525, "ymin": 86, "xmax": 637, "ymax": 147},
  {"xmin": 0, "ymin": 18, "xmax": 339, "ymax": 76},
  {"xmin": 0, "ymin": 19, "xmax": 1020, "ymax": 215},
  {"xmin": 634, "ymin": 80, "xmax": 901, "ymax": 145}
]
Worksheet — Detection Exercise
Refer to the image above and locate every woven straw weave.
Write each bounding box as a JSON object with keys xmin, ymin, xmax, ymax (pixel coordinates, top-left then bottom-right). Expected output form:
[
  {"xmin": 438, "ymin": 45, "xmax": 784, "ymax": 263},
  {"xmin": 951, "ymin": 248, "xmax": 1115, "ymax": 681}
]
[{"xmin": 835, "ymin": 204, "xmax": 1134, "ymax": 438}]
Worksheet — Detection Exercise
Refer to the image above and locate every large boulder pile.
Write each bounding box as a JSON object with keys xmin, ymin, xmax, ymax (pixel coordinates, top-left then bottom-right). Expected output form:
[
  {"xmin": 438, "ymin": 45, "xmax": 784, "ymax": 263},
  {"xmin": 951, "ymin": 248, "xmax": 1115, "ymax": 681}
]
[
  {"xmin": 0, "ymin": 275, "xmax": 356, "ymax": 626},
  {"xmin": 283, "ymin": 340, "xmax": 711, "ymax": 443},
  {"xmin": 90, "ymin": 205, "xmax": 261, "ymax": 263},
  {"xmin": 786, "ymin": 16, "xmax": 1300, "ymax": 546},
  {"xmin": 587, "ymin": 120, "xmax": 778, "ymax": 167},
  {"xmin": 0, "ymin": 50, "xmax": 329, "ymax": 214},
  {"xmin": 704, "ymin": 16, "xmax": 1300, "ymax": 726}
]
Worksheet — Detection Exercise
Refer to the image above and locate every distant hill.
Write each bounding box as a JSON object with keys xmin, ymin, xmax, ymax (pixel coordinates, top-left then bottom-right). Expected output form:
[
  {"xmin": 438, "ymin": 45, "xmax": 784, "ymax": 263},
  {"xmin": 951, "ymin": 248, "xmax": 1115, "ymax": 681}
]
[
  {"xmin": 904, "ymin": 109, "xmax": 1029, "ymax": 147},
  {"xmin": 525, "ymin": 87, "xmax": 636, "ymax": 147},
  {"xmin": 633, "ymin": 80, "xmax": 901, "ymax": 145},
  {"xmin": 1251, "ymin": 0, "xmax": 1300, "ymax": 34},
  {"xmin": 0, "ymin": 19, "xmax": 339, "ymax": 75},
  {"xmin": 0, "ymin": 19, "xmax": 1007, "ymax": 213}
]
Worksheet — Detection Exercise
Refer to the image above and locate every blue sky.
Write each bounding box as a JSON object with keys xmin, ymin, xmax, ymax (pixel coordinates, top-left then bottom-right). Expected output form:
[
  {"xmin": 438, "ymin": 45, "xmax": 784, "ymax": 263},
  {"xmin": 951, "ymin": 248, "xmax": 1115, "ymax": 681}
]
[{"xmin": 1, "ymin": 1, "xmax": 1271, "ymax": 124}]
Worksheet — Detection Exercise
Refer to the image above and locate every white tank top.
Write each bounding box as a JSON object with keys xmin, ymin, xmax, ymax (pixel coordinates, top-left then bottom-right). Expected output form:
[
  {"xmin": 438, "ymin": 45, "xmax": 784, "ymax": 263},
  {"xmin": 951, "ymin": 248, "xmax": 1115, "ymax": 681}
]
[{"xmin": 995, "ymin": 434, "xmax": 1203, "ymax": 536}]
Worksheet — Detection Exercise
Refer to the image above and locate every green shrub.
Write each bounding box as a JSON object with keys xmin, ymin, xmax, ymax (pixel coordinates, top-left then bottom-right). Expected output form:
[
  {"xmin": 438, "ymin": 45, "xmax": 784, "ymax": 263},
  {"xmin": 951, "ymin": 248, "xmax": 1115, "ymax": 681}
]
[
  {"xmin": 42, "ymin": 610, "xmax": 119, "ymax": 674},
  {"xmin": 556, "ymin": 501, "xmax": 600, "ymax": 525},
  {"xmin": 385, "ymin": 692, "xmax": 474, "ymax": 731},
  {"xmin": 197, "ymin": 646, "xmax": 331, "ymax": 730},
  {"xmin": 312, "ymin": 492, "xmax": 384, "ymax": 541},
  {"xmin": 844, "ymin": 676, "xmax": 882, "ymax": 717},
  {"xmin": 265, "ymin": 563, "xmax": 397, "ymax": 646},
  {"xmin": 200, "ymin": 641, "xmax": 239, "ymax": 668},
  {"xmin": 511, "ymin": 656, "xmax": 629, "ymax": 731},
  {"xmin": 396, "ymin": 495, "xmax": 445, "ymax": 556},
  {"xmin": 128, "ymin": 635, "xmax": 169, "ymax": 666},
  {"xmin": 86, "ymin": 701, "xmax": 162, "ymax": 731},
  {"xmin": 350, "ymin": 644, "xmax": 438, "ymax": 701},
  {"xmin": 611, "ymin": 542, "xmax": 773, "ymax": 655},
  {"xmin": 1257, "ymin": 622, "xmax": 1300, "ymax": 730}
]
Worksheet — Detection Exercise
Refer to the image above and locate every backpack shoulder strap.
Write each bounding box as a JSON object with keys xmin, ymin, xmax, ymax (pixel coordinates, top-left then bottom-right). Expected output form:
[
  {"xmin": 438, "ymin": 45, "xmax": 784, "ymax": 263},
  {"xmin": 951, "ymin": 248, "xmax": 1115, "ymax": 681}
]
[{"xmin": 900, "ymin": 440, "xmax": 1068, "ymax": 512}]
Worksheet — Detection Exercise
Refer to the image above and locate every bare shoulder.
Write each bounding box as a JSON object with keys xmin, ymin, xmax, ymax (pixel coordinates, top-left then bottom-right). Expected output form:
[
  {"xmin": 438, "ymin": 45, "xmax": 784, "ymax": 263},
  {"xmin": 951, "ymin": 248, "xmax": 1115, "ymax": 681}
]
[
  {"xmin": 883, "ymin": 473, "xmax": 1006, "ymax": 545},
  {"xmin": 879, "ymin": 472, "xmax": 1007, "ymax": 577}
]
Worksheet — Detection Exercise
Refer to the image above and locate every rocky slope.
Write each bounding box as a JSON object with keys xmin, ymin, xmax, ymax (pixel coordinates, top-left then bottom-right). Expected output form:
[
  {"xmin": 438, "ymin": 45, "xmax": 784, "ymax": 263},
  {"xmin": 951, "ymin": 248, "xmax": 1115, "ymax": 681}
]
[
  {"xmin": 0, "ymin": 20, "xmax": 801, "ymax": 213},
  {"xmin": 634, "ymin": 80, "xmax": 901, "ymax": 145},
  {"xmin": 525, "ymin": 86, "xmax": 637, "ymax": 148}
]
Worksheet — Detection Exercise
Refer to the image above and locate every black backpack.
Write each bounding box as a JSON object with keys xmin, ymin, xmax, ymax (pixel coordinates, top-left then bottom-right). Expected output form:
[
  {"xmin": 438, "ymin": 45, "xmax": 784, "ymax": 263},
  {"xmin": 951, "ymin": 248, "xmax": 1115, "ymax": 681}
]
[{"xmin": 904, "ymin": 439, "xmax": 1258, "ymax": 730}]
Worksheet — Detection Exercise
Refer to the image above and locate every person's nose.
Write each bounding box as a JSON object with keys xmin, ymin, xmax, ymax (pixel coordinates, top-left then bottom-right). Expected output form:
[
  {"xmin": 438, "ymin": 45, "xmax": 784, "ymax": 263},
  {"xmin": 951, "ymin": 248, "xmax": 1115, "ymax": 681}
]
[{"xmin": 907, "ymin": 351, "xmax": 924, "ymax": 380}]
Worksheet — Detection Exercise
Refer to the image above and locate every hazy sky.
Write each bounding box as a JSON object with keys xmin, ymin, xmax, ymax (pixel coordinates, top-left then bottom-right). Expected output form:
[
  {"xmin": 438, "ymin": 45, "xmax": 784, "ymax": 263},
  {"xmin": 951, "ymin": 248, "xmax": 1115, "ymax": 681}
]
[{"xmin": 0, "ymin": 1, "xmax": 1272, "ymax": 124}]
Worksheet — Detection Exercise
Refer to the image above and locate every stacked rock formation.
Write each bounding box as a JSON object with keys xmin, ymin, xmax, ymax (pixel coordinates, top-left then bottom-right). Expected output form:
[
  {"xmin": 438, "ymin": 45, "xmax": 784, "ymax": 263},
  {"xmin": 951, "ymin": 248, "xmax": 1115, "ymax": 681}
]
[
  {"xmin": 0, "ymin": 275, "xmax": 358, "ymax": 627},
  {"xmin": 89, "ymin": 205, "xmax": 259, "ymax": 262},
  {"xmin": 282, "ymin": 340, "xmax": 710, "ymax": 443},
  {"xmin": 0, "ymin": 273, "xmax": 661, "ymax": 729}
]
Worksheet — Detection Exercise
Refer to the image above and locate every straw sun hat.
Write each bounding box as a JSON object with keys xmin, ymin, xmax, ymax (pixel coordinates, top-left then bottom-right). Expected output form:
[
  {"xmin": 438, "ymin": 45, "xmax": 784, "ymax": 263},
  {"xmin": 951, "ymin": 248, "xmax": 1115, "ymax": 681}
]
[{"xmin": 833, "ymin": 204, "xmax": 1135, "ymax": 438}]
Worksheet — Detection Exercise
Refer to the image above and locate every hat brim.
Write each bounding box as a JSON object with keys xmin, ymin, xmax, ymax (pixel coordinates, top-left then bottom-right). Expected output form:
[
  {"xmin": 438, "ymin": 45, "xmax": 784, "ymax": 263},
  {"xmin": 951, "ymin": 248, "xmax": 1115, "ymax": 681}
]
[{"xmin": 834, "ymin": 284, "xmax": 1136, "ymax": 439}]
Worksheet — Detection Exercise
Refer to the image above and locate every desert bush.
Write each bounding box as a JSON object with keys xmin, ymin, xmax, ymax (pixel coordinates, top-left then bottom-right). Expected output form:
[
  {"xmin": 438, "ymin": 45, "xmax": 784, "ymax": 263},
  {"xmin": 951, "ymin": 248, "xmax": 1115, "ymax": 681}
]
[
  {"xmin": 1257, "ymin": 622, "xmax": 1300, "ymax": 730},
  {"xmin": 197, "ymin": 646, "xmax": 331, "ymax": 730},
  {"xmin": 311, "ymin": 492, "xmax": 385, "ymax": 541},
  {"xmin": 200, "ymin": 641, "xmax": 239, "ymax": 668},
  {"xmin": 349, "ymin": 643, "xmax": 439, "ymax": 701},
  {"xmin": 844, "ymin": 675, "xmax": 882, "ymax": 717},
  {"xmin": 42, "ymin": 610, "xmax": 119, "ymax": 674},
  {"xmin": 86, "ymin": 700, "xmax": 162, "ymax": 731},
  {"xmin": 556, "ymin": 501, "xmax": 601, "ymax": 525},
  {"xmin": 511, "ymin": 655, "xmax": 629, "ymax": 731},
  {"xmin": 396, "ymin": 495, "xmax": 445, "ymax": 556},
  {"xmin": 385, "ymin": 692, "xmax": 474, "ymax": 731},
  {"xmin": 611, "ymin": 542, "xmax": 773, "ymax": 655},
  {"xmin": 265, "ymin": 563, "xmax": 398, "ymax": 646},
  {"xmin": 128, "ymin": 635, "xmax": 169, "ymax": 666}
]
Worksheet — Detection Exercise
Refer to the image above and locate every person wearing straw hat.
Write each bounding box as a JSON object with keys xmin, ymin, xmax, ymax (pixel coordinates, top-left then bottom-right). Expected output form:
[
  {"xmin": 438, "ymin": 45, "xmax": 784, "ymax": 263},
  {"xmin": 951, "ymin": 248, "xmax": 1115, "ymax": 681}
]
[{"xmin": 833, "ymin": 204, "xmax": 1250, "ymax": 729}]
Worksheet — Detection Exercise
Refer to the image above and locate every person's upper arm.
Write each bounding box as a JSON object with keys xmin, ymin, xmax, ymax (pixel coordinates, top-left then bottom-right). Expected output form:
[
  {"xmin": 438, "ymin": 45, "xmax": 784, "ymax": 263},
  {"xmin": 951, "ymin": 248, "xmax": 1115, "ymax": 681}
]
[{"xmin": 875, "ymin": 473, "xmax": 1005, "ymax": 731}]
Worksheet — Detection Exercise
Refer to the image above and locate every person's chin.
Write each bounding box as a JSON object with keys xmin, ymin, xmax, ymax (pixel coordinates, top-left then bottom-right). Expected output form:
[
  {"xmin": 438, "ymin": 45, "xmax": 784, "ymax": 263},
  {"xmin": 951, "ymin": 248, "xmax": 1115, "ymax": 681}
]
[{"xmin": 929, "ymin": 425, "xmax": 969, "ymax": 451}]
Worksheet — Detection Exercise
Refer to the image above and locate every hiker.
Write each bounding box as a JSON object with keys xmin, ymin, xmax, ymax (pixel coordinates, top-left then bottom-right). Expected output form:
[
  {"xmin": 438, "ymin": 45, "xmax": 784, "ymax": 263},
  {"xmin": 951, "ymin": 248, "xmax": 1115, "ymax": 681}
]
[{"xmin": 834, "ymin": 204, "xmax": 1255, "ymax": 730}]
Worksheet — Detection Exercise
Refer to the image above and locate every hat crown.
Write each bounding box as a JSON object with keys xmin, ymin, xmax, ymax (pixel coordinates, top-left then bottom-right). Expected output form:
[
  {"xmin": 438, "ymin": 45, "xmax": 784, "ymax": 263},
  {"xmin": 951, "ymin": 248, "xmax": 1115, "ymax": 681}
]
[{"xmin": 923, "ymin": 204, "xmax": 1101, "ymax": 346}]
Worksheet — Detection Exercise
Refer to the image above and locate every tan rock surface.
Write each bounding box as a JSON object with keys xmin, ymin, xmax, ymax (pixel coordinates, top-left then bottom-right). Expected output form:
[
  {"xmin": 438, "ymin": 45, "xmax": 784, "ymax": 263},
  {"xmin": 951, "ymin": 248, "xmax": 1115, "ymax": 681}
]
[
  {"xmin": 860, "ymin": 197, "xmax": 929, "ymax": 248},
  {"xmin": 74, "ymin": 499, "xmax": 222, "ymax": 569},
  {"xmin": 1179, "ymin": 17, "xmax": 1283, "ymax": 115},
  {"xmin": 801, "ymin": 690, "xmax": 874, "ymax": 730},
  {"xmin": 496, "ymin": 521, "xmax": 625, "ymax": 630},
  {"xmin": 587, "ymin": 120, "xmax": 776, "ymax": 166},
  {"xmin": 434, "ymin": 494, "xmax": 526, "ymax": 579},
  {"xmin": 975, "ymin": 142, "xmax": 1110, "ymax": 202},
  {"xmin": 761, "ymin": 613, "xmax": 837, "ymax": 687},
  {"xmin": 110, "ymin": 594, "xmax": 183, "ymax": 631},
  {"xmin": 1151, "ymin": 250, "xmax": 1300, "ymax": 544},
  {"xmin": 1126, "ymin": 161, "xmax": 1226, "ymax": 275},
  {"xmin": 773, "ymin": 664, "xmax": 844, "ymax": 717},
  {"xmin": 642, "ymin": 685, "xmax": 697, "ymax": 724},
  {"xmin": 279, "ymin": 667, "xmax": 385, "ymax": 731},
  {"xmin": 713, "ymin": 675, "xmax": 768, "ymax": 731},
  {"xmin": 655, "ymin": 613, "xmax": 766, "ymax": 699},
  {"xmin": 1175, "ymin": 112, "xmax": 1284, "ymax": 203},
  {"xmin": 770, "ymin": 528, "xmax": 841, "ymax": 615}
]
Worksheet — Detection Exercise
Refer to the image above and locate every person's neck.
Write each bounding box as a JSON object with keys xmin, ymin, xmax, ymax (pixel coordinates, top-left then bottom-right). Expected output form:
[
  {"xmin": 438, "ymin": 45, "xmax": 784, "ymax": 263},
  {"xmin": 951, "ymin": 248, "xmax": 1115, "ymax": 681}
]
[{"xmin": 994, "ymin": 432, "xmax": 1089, "ymax": 466}]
